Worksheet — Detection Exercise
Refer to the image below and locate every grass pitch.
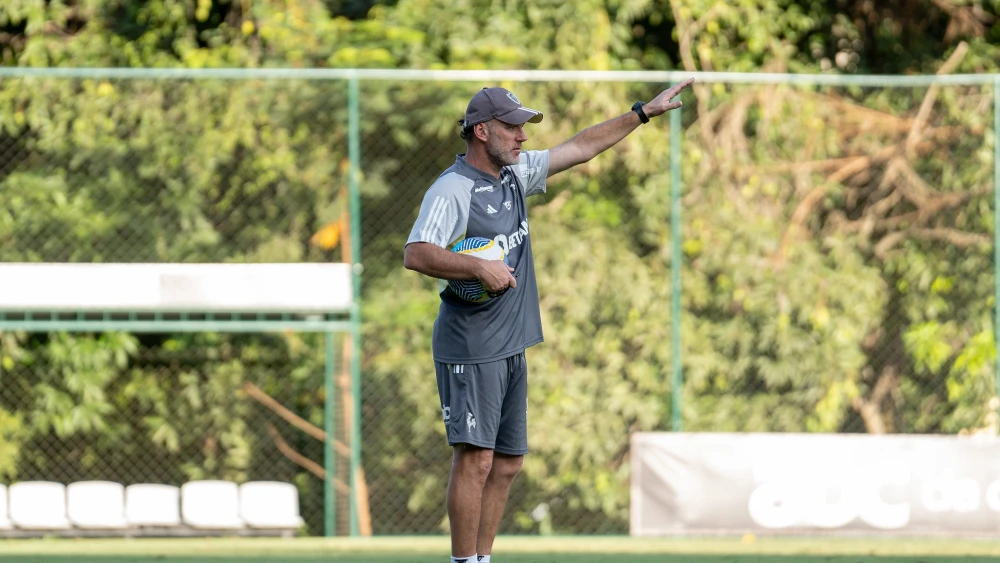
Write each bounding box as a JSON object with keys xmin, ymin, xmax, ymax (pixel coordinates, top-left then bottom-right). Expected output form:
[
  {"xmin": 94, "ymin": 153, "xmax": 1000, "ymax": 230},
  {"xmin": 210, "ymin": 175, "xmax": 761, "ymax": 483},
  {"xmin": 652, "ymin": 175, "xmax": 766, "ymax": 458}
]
[{"xmin": 0, "ymin": 535, "xmax": 998, "ymax": 562}]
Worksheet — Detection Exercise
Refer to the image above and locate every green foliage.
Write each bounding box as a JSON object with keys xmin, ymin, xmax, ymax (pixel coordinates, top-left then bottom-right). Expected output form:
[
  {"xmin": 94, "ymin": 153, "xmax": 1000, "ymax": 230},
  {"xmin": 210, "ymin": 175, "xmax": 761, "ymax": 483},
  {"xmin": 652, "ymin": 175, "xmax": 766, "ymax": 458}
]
[
  {"xmin": 2, "ymin": 0, "xmax": 1000, "ymax": 536},
  {"xmin": 0, "ymin": 407, "xmax": 25, "ymax": 481}
]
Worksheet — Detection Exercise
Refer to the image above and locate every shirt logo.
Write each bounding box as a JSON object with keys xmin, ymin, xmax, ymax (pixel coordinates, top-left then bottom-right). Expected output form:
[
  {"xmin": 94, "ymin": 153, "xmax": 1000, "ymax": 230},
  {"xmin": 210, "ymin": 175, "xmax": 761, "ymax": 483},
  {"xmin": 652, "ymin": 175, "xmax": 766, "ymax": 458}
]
[
  {"xmin": 475, "ymin": 186, "xmax": 493, "ymax": 193},
  {"xmin": 486, "ymin": 204, "xmax": 498, "ymax": 214},
  {"xmin": 493, "ymin": 220, "xmax": 530, "ymax": 254},
  {"xmin": 500, "ymin": 169, "xmax": 519, "ymax": 193},
  {"xmin": 503, "ymin": 201, "xmax": 511, "ymax": 210}
]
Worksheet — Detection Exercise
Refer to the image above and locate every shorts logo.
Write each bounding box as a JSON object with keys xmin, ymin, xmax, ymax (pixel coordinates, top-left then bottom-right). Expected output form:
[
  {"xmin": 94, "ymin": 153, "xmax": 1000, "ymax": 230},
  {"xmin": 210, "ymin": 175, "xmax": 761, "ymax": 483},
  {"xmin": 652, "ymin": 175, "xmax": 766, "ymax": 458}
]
[
  {"xmin": 453, "ymin": 364, "xmax": 464, "ymax": 374},
  {"xmin": 467, "ymin": 412, "xmax": 477, "ymax": 432},
  {"xmin": 442, "ymin": 405, "xmax": 451, "ymax": 422}
]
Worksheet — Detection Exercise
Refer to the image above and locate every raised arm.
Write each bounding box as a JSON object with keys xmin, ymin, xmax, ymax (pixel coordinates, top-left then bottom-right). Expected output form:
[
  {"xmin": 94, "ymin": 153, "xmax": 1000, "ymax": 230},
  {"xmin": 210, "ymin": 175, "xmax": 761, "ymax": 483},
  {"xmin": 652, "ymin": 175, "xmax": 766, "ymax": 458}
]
[{"xmin": 547, "ymin": 78, "xmax": 694, "ymax": 177}]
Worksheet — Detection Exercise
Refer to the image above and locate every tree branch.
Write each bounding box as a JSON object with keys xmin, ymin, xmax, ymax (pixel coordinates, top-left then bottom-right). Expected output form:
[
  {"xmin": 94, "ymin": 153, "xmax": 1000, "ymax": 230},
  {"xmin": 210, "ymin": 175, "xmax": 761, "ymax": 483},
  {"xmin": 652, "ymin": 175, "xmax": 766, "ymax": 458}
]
[
  {"xmin": 243, "ymin": 381, "xmax": 349, "ymax": 457},
  {"xmin": 668, "ymin": 0, "xmax": 716, "ymax": 148},
  {"xmin": 266, "ymin": 423, "xmax": 350, "ymax": 495},
  {"xmin": 809, "ymin": 93, "xmax": 916, "ymax": 132},
  {"xmin": 772, "ymin": 153, "xmax": 879, "ymax": 263},
  {"xmin": 851, "ymin": 366, "xmax": 898, "ymax": 434},
  {"xmin": 910, "ymin": 227, "xmax": 991, "ymax": 247},
  {"xmin": 905, "ymin": 41, "xmax": 968, "ymax": 157},
  {"xmin": 930, "ymin": 0, "xmax": 995, "ymax": 39},
  {"xmin": 750, "ymin": 136, "xmax": 940, "ymax": 177},
  {"xmin": 841, "ymin": 188, "xmax": 987, "ymax": 235},
  {"xmin": 245, "ymin": 381, "xmax": 373, "ymax": 536}
]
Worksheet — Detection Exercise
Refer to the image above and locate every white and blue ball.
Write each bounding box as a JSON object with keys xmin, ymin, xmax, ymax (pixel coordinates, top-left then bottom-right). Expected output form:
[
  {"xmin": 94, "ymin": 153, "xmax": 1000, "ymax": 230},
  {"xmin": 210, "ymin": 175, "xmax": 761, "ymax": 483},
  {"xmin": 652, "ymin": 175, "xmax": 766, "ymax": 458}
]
[{"xmin": 449, "ymin": 237, "xmax": 508, "ymax": 302}]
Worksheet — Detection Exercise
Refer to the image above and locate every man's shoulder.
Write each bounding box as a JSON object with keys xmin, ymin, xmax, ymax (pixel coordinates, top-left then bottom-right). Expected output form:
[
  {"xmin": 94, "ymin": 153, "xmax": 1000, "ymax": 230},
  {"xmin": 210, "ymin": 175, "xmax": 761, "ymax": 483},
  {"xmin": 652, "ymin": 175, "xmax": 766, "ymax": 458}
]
[
  {"xmin": 518, "ymin": 149, "xmax": 548, "ymax": 161},
  {"xmin": 429, "ymin": 163, "xmax": 476, "ymax": 195},
  {"xmin": 514, "ymin": 149, "xmax": 548, "ymax": 173}
]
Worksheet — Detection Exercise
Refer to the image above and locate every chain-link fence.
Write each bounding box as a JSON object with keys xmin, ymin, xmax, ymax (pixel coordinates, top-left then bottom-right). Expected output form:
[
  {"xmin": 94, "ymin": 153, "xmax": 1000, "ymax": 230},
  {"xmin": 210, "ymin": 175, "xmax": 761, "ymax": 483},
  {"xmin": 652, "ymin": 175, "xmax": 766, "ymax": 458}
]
[
  {"xmin": 671, "ymin": 81, "xmax": 995, "ymax": 437},
  {"xmin": 0, "ymin": 70, "xmax": 997, "ymax": 536},
  {"xmin": 0, "ymin": 74, "xmax": 355, "ymax": 536},
  {"xmin": 1, "ymin": 332, "xmax": 340, "ymax": 535}
]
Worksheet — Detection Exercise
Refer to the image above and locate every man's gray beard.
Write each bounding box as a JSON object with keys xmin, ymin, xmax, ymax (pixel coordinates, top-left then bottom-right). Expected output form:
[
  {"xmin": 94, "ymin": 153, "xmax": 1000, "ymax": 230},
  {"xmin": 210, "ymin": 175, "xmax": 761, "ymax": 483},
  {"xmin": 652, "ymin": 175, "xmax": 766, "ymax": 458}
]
[{"xmin": 486, "ymin": 139, "xmax": 518, "ymax": 169}]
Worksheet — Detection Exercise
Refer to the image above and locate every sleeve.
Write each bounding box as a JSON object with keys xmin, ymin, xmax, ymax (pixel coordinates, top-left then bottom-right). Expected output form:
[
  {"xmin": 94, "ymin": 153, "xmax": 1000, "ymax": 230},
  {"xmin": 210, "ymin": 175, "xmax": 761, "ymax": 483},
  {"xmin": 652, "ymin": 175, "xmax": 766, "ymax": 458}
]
[
  {"xmin": 406, "ymin": 178, "xmax": 470, "ymax": 249},
  {"xmin": 514, "ymin": 149, "xmax": 550, "ymax": 197}
]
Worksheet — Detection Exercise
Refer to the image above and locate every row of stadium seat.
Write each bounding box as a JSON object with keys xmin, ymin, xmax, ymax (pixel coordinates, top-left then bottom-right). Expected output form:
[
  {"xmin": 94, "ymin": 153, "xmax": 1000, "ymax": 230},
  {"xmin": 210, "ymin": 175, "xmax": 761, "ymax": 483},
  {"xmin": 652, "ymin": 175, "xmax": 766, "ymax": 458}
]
[{"xmin": 0, "ymin": 480, "xmax": 304, "ymax": 537}]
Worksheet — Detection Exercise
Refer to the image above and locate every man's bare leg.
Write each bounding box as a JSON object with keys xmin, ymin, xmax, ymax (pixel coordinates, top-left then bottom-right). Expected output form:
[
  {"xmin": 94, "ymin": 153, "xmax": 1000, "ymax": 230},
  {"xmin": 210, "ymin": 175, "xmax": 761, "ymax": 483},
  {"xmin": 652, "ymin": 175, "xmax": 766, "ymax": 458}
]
[
  {"xmin": 447, "ymin": 444, "xmax": 494, "ymax": 558},
  {"xmin": 476, "ymin": 452, "xmax": 524, "ymax": 556}
]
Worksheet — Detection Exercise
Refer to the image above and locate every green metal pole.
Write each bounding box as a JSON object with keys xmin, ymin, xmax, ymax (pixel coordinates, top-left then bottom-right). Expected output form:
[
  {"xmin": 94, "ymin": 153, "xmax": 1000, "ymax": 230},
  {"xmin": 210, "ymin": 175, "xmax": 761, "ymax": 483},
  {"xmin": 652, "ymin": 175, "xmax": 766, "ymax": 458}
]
[
  {"xmin": 670, "ymin": 105, "xmax": 683, "ymax": 432},
  {"xmin": 324, "ymin": 332, "xmax": 336, "ymax": 537},
  {"xmin": 994, "ymin": 78, "xmax": 1000, "ymax": 415},
  {"xmin": 348, "ymin": 75, "xmax": 363, "ymax": 537}
]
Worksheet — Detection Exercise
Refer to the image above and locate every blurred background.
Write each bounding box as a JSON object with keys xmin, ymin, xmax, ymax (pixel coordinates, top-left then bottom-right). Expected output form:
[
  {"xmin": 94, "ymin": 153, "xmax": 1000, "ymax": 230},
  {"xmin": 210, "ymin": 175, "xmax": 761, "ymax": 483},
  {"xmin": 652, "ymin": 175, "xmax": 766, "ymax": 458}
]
[{"xmin": 1, "ymin": 0, "xmax": 999, "ymax": 542}]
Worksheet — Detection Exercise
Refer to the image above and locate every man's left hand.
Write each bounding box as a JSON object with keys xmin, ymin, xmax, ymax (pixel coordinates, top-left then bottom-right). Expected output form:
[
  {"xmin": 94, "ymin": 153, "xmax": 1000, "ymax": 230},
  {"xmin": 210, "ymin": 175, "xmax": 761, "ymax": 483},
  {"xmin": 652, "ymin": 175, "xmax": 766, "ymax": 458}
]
[{"xmin": 643, "ymin": 78, "xmax": 696, "ymax": 118}]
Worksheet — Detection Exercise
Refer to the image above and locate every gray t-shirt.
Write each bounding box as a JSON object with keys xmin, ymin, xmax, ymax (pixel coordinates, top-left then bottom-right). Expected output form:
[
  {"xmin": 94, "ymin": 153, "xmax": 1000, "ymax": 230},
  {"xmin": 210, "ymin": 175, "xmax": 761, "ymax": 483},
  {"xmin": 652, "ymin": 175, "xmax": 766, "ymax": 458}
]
[{"xmin": 406, "ymin": 150, "xmax": 549, "ymax": 363}]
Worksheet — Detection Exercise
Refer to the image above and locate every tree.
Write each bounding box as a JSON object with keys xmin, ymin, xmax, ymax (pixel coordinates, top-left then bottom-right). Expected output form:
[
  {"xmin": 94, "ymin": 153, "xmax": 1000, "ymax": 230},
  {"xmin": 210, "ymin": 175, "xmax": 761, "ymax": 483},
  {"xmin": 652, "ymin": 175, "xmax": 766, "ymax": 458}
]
[{"xmin": 2, "ymin": 0, "xmax": 998, "ymax": 536}]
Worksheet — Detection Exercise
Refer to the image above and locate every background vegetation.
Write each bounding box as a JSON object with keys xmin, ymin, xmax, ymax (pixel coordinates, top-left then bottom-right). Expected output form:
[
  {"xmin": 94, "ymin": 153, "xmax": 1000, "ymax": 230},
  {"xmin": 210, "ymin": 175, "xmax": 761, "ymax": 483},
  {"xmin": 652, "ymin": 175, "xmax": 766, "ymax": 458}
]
[{"xmin": 1, "ymin": 0, "xmax": 998, "ymax": 534}]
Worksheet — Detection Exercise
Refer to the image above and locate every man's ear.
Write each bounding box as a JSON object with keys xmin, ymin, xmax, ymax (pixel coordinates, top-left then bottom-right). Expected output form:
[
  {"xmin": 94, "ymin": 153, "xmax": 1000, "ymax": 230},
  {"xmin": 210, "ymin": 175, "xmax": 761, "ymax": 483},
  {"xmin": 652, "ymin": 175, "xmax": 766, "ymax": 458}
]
[{"xmin": 475, "ymin": 122, "xmax": 489, "ymax": 142}]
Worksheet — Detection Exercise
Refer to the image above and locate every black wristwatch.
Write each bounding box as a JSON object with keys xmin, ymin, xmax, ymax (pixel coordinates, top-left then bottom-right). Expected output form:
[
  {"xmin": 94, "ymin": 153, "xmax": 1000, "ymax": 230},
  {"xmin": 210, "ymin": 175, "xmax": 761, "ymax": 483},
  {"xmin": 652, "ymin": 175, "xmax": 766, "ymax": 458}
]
[{"xmin": 632, "ymin": 101, "xmax": 650, "ymax": 124}]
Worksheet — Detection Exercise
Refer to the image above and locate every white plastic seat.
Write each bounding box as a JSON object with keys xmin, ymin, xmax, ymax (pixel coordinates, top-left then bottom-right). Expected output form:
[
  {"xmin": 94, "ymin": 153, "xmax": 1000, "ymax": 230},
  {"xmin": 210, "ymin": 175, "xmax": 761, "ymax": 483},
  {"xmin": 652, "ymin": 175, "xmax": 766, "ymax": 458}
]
[
  {"xmin": 0, "ymin": 485, "xmax": 13, "ymax": 529},
  {"xmin": 8, "ymin": 481, "xmax": 71, "ymax": 530},
  {"xmin": 180, "ymin": 480, "xmax": 244, "ymax": 529},
  {"xmin": 67, "ymin": 481, "xmax": 127, "ymax": 529},
  {"xmin": 125, "ymin": 484, "xmax": 181, "ymax": 527},
  {"xmin": 239, "ymin": 481, "xmax": 304, "ymax": 530}
]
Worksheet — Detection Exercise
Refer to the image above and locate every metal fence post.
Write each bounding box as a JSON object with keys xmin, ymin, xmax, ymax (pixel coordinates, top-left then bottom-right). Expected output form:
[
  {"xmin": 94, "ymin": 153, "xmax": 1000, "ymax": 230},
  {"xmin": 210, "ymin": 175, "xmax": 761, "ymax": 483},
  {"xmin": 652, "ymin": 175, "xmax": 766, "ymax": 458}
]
[
  {"xmin": 994, "ymin": 77, "xmax": 1000, "ymax": 418},
  {"xmin": 670, "ymin": 105, "xmax": 683, "ymax": 432},
  {"xmin": 348, "ymin": 74, "xmax": 363, "ymax": 538},
  {"xmin": 324, "ymin": 331, "xmax": 337, "ymax": 537}
]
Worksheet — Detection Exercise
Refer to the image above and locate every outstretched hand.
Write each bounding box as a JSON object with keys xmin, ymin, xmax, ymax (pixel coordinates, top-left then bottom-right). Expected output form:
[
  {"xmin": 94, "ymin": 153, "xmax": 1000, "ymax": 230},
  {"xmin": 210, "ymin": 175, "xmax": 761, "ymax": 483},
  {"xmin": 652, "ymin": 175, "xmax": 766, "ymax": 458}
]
[{"xmin": 643, "ymin": 78, "xmax": 695, "ymax": 119}]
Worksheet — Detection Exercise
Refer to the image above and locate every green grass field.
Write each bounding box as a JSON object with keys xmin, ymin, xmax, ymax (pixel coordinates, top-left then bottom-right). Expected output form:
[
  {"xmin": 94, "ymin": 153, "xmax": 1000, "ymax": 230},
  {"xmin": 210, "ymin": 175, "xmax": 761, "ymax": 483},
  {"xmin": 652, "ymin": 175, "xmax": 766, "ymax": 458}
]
[{"xmin": 0, "ymin": 536, "xmax": 999, "ymax": 562}]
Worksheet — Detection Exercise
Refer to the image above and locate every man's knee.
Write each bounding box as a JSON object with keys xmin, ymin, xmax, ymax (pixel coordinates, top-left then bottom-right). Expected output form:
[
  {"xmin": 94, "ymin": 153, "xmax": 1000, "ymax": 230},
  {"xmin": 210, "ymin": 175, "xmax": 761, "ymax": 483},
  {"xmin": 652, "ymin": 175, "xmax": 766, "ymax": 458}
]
[
  {"xmin": 453, "ymin": 444, "xmax": 494, "ymax": 481},
  {"xmin": 490, "ymin": 453, "xmax": 523, "ymax": 481}
]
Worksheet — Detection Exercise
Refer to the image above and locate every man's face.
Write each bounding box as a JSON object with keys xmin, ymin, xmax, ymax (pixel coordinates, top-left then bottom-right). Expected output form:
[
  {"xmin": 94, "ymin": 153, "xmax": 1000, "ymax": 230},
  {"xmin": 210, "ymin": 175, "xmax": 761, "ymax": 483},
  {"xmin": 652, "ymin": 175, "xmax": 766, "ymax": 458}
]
[{"xmin": 484, "ymin": 120, "xmax": 528, "ymax": 168}]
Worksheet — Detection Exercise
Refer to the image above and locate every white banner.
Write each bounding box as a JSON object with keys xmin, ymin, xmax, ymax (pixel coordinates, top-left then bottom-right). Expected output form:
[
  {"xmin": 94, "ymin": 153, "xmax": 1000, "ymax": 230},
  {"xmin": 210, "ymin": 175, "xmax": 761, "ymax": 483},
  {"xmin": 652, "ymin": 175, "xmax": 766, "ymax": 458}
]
[
  {"xmin": 631, "ymin": 432, "xmax": 1000, "ymax": 536},
  {"xmin": 0, "ymin": 263, "xmax": 353, "ymax": 313}
]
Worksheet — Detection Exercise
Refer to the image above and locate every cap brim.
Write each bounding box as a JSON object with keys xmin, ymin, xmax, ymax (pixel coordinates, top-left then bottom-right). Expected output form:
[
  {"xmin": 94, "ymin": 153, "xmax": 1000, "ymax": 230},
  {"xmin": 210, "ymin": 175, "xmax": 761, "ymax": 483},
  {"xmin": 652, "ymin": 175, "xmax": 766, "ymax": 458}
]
[{"xmin": 496, "ymin": 107, "xmax": 543, "ymax": 125}]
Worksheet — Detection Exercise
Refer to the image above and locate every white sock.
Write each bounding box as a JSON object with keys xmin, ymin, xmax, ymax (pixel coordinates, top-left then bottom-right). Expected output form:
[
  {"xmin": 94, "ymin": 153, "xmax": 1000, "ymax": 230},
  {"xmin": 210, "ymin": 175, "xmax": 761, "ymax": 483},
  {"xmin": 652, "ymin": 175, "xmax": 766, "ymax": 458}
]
[
  {"xmin": 451, "ymin": 555, "xmax": 477, "ymax": 563},
  {"xmin": 478, "ymin": 556, "xmax": 491, "ymax": 562}
]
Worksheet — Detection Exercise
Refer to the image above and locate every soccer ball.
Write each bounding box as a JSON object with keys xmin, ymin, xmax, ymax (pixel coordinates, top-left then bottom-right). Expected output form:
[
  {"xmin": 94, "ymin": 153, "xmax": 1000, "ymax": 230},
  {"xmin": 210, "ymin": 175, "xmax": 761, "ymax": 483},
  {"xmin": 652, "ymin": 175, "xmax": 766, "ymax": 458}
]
[{"xmin": 449, "ymin": 237, "xmax": 508, "ymax": 302}]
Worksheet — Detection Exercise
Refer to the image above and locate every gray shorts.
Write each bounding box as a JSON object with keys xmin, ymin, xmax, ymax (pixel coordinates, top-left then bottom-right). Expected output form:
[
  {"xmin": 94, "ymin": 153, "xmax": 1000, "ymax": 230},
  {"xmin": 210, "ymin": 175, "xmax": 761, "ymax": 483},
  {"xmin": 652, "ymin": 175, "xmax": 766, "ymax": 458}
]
[{"xmin": 435, "ymin": 352, "xmax": 528, "ymax": 456}]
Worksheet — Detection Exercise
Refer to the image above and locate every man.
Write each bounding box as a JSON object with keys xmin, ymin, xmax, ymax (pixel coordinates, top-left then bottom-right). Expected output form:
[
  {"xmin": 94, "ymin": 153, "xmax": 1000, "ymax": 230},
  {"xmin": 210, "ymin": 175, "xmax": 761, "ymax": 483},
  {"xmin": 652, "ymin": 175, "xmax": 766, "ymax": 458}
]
[{"xmin": 403, "ymin": 79, "xmax": 694, "ymax": 563}]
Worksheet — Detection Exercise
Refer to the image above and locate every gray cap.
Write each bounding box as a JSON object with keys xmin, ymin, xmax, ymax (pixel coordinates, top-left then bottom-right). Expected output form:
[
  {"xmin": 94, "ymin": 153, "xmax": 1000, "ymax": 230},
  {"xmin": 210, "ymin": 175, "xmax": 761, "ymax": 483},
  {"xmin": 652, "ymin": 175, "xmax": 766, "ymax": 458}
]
[{"xmin": 463, "ymin": 87, "xmax": 544, "ymax": 128}]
